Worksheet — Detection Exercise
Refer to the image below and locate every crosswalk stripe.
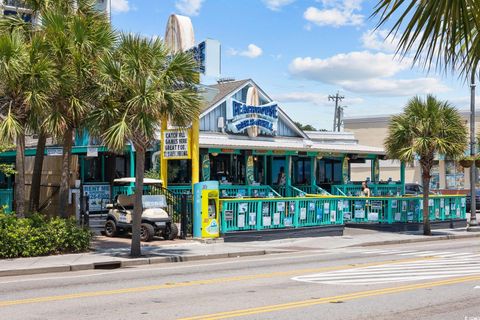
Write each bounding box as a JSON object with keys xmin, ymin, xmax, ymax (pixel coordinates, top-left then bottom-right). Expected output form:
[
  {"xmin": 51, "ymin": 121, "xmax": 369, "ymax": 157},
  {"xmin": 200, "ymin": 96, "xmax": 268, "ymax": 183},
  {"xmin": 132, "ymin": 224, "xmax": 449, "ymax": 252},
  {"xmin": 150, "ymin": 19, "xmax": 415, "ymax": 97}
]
[{"xmin": 292, "ymin": 249, "xmax": 480, "ymax": 285}]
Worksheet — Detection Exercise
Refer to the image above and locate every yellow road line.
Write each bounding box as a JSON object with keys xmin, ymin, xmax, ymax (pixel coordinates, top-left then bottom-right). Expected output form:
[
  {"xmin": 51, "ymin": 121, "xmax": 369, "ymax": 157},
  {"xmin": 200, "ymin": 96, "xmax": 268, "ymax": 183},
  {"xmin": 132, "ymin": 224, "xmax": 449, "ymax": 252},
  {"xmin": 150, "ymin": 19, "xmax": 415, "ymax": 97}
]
[
  {"xmin": 179, "ymin": 275, "xmax": 480, "ymax": 320},
  {"xmin": 0, "ymin": 256, "xmax": 431, "ymax": 308}
]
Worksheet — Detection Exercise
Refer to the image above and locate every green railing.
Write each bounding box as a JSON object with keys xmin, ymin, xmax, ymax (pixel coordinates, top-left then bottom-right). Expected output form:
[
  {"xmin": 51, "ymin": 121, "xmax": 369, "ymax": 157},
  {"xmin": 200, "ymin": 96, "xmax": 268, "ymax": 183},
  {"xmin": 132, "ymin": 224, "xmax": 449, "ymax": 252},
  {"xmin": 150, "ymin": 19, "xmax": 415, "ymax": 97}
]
[
  {"xmin": 343, "ymin": 195, "xmax": 466, "ymax": 224},
  {"xmin": 220, "ymin": 196, "xmax": 345, "ymax": 233},
  {"xmin": 168, "ymin": 185, "xmax": 193, "ymax": 196},
  {"xmin": 295, "ymin": 185, "xmax": 331, "ymax": 195},
  {"xmin": 0, "ymin": 189, "xmax": 13, "ymax": 213},
  {"xmin": 219, "ymin": 185, "xmax": 280, "ymax": 198},
  {"xmin": 332, "ymin": 183, "xmax": 404, "ymax": 196}
]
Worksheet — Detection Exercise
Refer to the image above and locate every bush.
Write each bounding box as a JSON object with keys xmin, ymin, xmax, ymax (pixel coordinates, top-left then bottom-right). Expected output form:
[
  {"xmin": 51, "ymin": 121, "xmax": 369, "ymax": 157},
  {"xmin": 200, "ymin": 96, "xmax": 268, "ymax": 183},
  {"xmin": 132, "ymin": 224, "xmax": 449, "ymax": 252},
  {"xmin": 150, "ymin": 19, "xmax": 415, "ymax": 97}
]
[{"xmin": 0, "ymin": 213, "xmax": 92, "ymax": 259}]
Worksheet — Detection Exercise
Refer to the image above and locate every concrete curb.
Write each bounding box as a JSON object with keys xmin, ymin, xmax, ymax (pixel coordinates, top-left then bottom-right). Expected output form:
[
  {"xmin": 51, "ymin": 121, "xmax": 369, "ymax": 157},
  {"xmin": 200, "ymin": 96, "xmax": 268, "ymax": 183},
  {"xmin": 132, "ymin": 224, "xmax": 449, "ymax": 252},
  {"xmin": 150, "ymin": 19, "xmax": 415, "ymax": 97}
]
[
  {"xmin": 0, "ymin": 250, "xmax": 268, "ymax": 278},
  {"xmin": 355, "ymin": 232, "xmax": 480, "ymax": 247}
]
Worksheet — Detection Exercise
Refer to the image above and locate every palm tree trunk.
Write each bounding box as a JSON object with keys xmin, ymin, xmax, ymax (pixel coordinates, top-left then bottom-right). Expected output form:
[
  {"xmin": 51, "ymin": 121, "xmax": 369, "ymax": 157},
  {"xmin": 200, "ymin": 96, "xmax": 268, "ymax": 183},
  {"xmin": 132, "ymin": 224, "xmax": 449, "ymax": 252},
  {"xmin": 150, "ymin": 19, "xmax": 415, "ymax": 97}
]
[
  {"xmin": 14, "ymin": 133, "xmax": 26, "ymax": 218},
  {"xmin": 131, "ymin": 145, "xmax": 144, "ymax": 258},
  {"xmin": 29, "ymin": 130, "xmax": 46, "ymax": 212},
  {"xmin": 59, "ymin": 127, "xmax": 74, "ymax": 218},
  {"xmin": 421, "ymin": 165, "xmax": 432, "ymax": 236}
]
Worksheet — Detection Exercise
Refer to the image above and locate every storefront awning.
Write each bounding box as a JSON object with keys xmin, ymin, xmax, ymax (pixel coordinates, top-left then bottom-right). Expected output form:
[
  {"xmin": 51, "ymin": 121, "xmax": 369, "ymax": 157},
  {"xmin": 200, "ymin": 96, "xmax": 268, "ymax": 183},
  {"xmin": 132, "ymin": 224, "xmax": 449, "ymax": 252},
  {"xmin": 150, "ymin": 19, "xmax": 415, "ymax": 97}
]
[{"xmin": 199, "ymin": 132, "xmax": 385, "ymax": 155}]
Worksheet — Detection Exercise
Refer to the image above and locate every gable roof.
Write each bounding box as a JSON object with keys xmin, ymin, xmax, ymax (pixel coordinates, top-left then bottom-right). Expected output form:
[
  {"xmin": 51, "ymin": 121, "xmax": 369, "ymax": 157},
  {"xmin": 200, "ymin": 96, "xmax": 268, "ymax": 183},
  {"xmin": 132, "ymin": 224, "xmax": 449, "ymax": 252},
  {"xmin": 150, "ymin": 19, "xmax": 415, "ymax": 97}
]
[
  {"xmin": 200, "ymin": 79, "xmax": 307, "ymax": 138},
  {"xmin": 201, "ymin": 79, "xmax": 250, "ymax": 113}
]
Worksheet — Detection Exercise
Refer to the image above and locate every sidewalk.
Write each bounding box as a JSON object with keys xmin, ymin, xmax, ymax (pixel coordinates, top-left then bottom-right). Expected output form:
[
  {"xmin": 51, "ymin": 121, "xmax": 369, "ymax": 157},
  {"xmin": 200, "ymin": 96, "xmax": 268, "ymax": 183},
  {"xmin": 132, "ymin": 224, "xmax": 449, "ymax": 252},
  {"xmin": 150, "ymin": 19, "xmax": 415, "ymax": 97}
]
[{"xmin": 1, "ymin": 227, "xmax": 480, "ymax": 277}]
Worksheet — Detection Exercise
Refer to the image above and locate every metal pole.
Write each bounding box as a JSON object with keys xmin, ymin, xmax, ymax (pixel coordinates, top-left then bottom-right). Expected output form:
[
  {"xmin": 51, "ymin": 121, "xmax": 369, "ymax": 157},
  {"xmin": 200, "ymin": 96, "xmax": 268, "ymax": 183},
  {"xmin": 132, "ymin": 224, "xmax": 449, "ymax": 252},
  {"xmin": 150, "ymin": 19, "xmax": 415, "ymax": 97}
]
[{"xmin": 469, "ymin": 71, "xmax": 478, "ymax": 227}]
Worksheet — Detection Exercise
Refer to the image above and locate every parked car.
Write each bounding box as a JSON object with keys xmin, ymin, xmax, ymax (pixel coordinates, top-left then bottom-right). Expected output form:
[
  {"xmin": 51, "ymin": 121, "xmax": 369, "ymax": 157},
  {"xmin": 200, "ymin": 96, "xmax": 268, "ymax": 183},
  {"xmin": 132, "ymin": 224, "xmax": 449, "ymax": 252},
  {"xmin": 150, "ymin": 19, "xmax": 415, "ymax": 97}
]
[
  {"xmin": 466, "ymin": 190, "xmax": 480, "ymax": 213},
  {"xmin": 104, "ymin": 178, "xmax": 178, "ymax": 242},
  {"xmin": 404, "ymin": 183, "xmax": 437, "ymax": 195}
]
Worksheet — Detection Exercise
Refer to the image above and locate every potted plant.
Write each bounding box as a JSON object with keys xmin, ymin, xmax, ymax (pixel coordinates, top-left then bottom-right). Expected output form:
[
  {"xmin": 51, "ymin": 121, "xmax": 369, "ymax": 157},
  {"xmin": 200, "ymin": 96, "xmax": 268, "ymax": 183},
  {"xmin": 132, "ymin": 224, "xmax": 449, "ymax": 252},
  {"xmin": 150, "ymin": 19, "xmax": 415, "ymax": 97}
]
[{"xmin": 459, "ymin": 156, "xmax": 474, "ymax": 168}]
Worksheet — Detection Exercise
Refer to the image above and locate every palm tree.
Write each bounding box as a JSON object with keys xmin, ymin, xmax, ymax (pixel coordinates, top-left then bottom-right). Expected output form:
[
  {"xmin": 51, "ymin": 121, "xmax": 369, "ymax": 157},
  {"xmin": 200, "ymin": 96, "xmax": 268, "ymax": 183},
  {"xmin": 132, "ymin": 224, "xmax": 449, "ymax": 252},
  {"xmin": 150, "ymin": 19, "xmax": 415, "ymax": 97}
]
[
  {"xmin": 40, "ymin": 0, "xmax": 115, "ymax": 217},
  {"xmin": 385, "ymin": 96, "xmax": 468, "ymax": 235},
  {"xmin": 89, "ymin": 34, "xmax": 201, "ymax": 257},
  {"xmin": 372, "ymin": 0, "xmax": 480, "ymax": 74},
  {"xmin": 0, "ymin": 25, "xmax": 56, "ymax": 218}
]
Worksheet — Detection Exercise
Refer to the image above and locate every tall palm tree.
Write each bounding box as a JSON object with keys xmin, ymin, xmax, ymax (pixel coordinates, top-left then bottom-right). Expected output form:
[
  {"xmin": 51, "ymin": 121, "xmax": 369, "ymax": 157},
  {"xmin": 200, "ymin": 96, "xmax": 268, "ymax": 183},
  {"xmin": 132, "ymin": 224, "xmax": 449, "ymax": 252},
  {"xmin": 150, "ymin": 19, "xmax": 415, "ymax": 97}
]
[
  {"xmin": 385, "ymin": 96, "xmax": 468, "ymax": 235},
  {"xmin": 0, "ymin": 25, "xmax": 56, "ymax": 218},
  {"xmin": 372, "ymin": 0, "xmax": 480, "ymax": 75},
  {"xmin": 89, "ymin": 34, "xmax": 201, "ymax": 257},
  {"xmin": 41, "ymin": 0, "xmax": 115, "ymax": 217}
]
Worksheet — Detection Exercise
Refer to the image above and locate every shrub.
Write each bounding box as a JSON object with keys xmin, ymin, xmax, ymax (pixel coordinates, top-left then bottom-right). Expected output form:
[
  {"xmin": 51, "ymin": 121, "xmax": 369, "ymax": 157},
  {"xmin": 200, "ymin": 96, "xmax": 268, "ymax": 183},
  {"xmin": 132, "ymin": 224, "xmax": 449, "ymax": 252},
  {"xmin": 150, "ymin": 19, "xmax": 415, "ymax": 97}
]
[{"xmin": 0, "ymin": 213, "xmax": 92, "ymax": 259}]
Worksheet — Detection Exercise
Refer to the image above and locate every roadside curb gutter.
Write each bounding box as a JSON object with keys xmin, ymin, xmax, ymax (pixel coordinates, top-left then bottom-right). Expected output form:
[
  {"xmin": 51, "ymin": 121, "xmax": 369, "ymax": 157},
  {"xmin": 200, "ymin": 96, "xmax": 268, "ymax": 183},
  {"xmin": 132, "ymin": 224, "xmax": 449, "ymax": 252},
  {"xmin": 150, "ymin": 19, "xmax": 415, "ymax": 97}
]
[
  {"xmin": 0, "ymin": 250, "xmax": 268, "ymax": 278},
  {"xmin": 357, "ymin": 232, "xmax": 480, "ymax": 247}
]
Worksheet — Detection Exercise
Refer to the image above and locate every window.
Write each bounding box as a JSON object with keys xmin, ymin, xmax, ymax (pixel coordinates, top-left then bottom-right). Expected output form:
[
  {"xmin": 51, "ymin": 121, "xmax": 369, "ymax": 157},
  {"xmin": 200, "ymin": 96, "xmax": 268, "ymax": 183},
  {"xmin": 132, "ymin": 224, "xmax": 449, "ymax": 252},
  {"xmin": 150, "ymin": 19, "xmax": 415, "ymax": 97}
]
[
  {"xmin": 317, "ymin": 159, "xmax": 342, "ymax": 184},
  {"xmin": 294, "ymin": 158, "xmax": 311, "ymax": 185},
  {"xmin": 430, "ymin": 161, "xmax": 440, "ymax": 190},
  {"xmin": 445, "ymin": 160, "xmax": 464, "ymax": 189}
]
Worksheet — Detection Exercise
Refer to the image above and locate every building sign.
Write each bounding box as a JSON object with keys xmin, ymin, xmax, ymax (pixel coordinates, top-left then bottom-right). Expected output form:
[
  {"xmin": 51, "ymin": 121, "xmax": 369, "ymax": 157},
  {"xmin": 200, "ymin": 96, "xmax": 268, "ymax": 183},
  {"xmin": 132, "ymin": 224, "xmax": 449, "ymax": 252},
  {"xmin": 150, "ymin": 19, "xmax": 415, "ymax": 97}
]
[
  {"xmin": 46, "ymin": 148, "xmax": 63, "ymax": 156},
  {"xmin": 87, "ymin": 147, "xmax": 98, "ymax": 157},
  {"xmin": 226, "ymin": 99, "xmax": 278, "ymax": 135},
  {"xmin": 83, "ymin": 184, "xmax": 111, "ymax": 212},
  {"xmin": 162, "ymin": 129, "xmax": 191, "ymax": 160}
]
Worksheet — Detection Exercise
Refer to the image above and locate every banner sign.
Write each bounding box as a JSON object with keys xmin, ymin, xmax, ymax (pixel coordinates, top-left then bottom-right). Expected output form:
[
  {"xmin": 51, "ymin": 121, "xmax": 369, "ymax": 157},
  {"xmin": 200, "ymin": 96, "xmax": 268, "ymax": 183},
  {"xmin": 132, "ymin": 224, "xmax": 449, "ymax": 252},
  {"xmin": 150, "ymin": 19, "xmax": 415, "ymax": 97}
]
[
  {"xmin": 246, "ymin": 155, "xmax": 254, "ymax": 185},
  {"xmin": 226, "ymin": 99, "xmax": 278, "ymax": 135},
  {"xmin": 83, "ymin": 184, "xmax": 110, "ymax": 212},
  {"xmin": 46, "ymin": 148, "xmax": 63, "ymax": 156},
  {"xmin": 162, "ymin": 129, "xmax": 191, "ymax": 160},
  {"xmin": 202, "ymin": 154, "xmax": 210, "ymax": 181}
]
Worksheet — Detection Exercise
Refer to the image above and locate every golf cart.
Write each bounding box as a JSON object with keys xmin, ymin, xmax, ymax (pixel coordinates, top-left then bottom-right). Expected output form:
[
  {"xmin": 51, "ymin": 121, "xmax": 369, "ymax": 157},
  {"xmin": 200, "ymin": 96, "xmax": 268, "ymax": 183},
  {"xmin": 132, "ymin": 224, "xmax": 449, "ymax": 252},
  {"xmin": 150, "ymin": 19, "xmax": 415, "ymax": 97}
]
[{"xmin": 104, "ymin": 178, "xmax": 178, "ymax": 242}]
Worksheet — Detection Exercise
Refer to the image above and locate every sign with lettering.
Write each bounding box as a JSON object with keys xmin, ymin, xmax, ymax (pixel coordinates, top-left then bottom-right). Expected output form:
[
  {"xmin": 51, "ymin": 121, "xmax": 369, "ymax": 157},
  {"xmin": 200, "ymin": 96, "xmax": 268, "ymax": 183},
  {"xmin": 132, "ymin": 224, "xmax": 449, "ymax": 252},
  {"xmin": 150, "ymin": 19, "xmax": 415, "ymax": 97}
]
[
  {"xmin": 83, "ymin": 184, "xmax": 111, "ymax": 212},
  {"xmin": 226, "ymin": 99, "xmax": 278, "ymax": 135},
  {"xmin": 162, "ymin": 129, "xmax": 191, "ymax": 159}
]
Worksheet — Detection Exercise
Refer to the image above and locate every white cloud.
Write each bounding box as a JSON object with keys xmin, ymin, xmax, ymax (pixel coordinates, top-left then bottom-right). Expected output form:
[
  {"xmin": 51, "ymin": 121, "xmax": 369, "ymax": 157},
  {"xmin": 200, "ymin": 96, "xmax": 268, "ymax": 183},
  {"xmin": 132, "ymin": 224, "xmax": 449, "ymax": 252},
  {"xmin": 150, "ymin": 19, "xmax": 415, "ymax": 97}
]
[
  {"xmin": 274, "ymin": 92, "xmax": 364, "ymax": 106},
  {"xmin": 175, "ymin": 0, "xmax": 204, "ymax": 16},
  {"xmin": 289, "ymin": 51, "xmax": 410, "ymax": 83},
  {"xmin": 262, "ymin": 0, "xmax": 295, "ymax": 11},
  {"xmin": 289, "ymin": 51, "xmax": 449, "ymax": 97},
  {"xmin": 304, "ymin": 0, "xmax": 364, "ymax": 27},
  {"xmin": 361, "ymin": 29, "xmax": 399, "ymax": 52},
  {"xmin": 340, "ymin": 78, "xmax": 450, "ymax": 96},
  {"xmin": 228, "ymin": 44, "xmax": 263, "ymax": 59},
  {"xmin": 111, "ymin": 0, "xmax": 130, "ymax": 13}
]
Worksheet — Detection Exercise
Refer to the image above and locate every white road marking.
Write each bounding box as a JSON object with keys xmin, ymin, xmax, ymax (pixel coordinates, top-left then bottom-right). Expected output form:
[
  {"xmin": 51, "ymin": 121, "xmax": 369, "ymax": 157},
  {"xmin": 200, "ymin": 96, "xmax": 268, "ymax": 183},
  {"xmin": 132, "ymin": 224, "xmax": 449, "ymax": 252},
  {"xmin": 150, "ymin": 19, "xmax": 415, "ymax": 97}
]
[{"xmin": 292, "ymin": 251, "xmax": 480, "ymax": 285}]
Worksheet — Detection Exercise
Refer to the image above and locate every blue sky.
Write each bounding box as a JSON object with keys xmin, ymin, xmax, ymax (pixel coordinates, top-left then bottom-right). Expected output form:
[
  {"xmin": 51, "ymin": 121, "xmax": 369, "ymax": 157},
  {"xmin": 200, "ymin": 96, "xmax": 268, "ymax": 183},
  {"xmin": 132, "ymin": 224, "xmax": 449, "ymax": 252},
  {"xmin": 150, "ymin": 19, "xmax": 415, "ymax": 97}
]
[{"xmin": 110, "ymin": 0, "xmax": 474, "ymax": 130}]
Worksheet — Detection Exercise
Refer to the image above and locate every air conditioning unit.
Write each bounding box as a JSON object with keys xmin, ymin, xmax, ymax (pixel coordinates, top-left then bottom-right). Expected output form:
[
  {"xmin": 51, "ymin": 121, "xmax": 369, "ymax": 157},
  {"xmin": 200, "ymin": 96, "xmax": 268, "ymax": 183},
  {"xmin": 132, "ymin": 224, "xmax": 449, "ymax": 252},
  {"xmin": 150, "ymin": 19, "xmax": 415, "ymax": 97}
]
[{"xmin": 218, "ymin": 117, "xmax": 225, "ymax": 131}]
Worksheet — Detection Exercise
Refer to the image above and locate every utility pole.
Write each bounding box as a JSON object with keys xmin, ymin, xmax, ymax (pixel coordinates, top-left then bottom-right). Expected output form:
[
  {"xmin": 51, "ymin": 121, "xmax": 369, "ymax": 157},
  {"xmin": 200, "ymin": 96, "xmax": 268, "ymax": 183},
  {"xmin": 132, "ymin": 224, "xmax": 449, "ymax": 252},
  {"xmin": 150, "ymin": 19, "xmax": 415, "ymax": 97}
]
[
  {"xmin": 329, "ymin": 92, "xmax": 344, "ymax": 132},
  {"xmin": 468, "ymin": 68, "xmax": 479, "ymax": 231},
  {"xmin": 336, "ymin": 105, "xmax": 347, "ymax": 132}
]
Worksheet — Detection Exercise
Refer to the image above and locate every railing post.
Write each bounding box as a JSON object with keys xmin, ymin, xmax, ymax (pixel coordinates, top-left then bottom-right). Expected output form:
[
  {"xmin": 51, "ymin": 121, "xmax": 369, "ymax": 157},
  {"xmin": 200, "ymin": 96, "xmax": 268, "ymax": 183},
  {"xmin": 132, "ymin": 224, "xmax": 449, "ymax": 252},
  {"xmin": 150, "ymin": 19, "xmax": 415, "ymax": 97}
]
[
  {"xmin": 181, "ymin": 194, "xmax": 187, "ymax": 239},
  {"xmin": 293, "ymin": 199, "xmax": 300, "ymax": 228},
  {"xmin": 256, "ymin": 200, "xmax": 263, "ymax": 231}
]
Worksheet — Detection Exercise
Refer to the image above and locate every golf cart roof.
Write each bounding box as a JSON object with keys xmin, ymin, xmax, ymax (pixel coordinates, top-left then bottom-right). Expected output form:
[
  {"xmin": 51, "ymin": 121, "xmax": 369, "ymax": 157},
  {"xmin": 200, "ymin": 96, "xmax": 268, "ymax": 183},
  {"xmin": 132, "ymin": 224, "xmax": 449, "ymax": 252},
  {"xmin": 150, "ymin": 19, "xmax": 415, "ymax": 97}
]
[{"xmin": 113, "ymin": 178, "xmax": 163, "ymax": 185}]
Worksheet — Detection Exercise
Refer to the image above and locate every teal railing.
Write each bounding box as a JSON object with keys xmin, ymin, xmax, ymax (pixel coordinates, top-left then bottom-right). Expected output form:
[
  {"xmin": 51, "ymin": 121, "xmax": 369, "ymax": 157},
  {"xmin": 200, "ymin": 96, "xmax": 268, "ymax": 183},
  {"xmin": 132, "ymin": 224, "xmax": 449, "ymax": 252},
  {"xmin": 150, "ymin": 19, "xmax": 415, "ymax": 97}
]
[
  {"xmin": 332, "ymin": 183, "xmax": 404, "ymax": 196},
  {"xmin": 343, "ymin": 195, "xmax": 466, "ymax": 224},
  {"xmin": 219, "ymin": 194, "xmax": 466, "ymax": 233},
  {"xmin": 0, "ymin": 189, "xmax": 13, "ymax": 213},
  {"xmin": 219, "ymin": 185, "xmax": 280, "ymax": 198},
  {"xmin": 295, "ymin": 185, "xmax": 331, "ymax": 195},
  {"xmin": 220, "ymin": 196, "xmax": 345, "ymax": 233}
]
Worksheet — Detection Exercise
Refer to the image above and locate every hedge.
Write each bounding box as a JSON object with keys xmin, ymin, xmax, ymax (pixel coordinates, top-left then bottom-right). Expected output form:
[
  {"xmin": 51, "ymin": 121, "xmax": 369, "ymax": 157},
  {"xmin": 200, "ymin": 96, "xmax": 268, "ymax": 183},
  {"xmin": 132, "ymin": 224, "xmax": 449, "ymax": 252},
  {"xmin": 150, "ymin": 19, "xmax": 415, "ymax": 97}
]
[{"xmin": 0, "ymin": 213, "xmax": 92, "ymax": 258}]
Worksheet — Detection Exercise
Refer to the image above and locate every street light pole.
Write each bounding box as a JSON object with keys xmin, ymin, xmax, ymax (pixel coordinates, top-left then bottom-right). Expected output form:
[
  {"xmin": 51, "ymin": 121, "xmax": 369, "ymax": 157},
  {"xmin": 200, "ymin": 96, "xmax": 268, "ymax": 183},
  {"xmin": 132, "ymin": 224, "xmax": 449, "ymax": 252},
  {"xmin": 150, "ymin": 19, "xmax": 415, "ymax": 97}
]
[{"xmin": 468, "ymin": 70, "xmax": 479, "ymax": 230}]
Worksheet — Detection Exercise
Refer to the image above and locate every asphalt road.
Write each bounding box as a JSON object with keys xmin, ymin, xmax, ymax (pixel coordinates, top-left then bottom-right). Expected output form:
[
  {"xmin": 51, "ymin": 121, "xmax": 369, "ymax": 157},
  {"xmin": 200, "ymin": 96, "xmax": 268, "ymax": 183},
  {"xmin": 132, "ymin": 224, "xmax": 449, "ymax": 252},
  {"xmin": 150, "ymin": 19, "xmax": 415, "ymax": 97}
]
[{"xmin": 1, "ymin": 239, "xmax": 480, "ymax": 320}]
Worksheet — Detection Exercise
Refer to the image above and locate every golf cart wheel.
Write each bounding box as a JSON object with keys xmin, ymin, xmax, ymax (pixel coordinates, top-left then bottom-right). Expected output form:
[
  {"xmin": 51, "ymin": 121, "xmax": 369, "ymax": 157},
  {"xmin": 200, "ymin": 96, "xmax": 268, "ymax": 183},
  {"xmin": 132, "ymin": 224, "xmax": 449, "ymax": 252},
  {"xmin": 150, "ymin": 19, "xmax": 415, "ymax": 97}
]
[
  {"xmin": 140, "ymin": 223, "xmax": 155, "ymax": 242},
  {"xmin": 164, "ymin": 223, "xmax": 179, "ymax": 240},
  {"xmin": 104, "ymin": 220, "xmax": 117, "ymax": 237}
]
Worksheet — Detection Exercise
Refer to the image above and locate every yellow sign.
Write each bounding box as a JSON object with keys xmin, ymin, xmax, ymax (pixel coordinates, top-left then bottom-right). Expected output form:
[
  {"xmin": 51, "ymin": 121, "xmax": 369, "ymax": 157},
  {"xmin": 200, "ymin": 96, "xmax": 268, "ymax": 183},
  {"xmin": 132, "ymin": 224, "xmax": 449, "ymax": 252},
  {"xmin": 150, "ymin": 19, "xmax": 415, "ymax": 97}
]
[
  {"xmin": 162, "ymin": 129, "xmax": 191, "ymax": 160},
  {"xmin": 201, "ymin": 189, "xmax": 219, "ymax": 238}
]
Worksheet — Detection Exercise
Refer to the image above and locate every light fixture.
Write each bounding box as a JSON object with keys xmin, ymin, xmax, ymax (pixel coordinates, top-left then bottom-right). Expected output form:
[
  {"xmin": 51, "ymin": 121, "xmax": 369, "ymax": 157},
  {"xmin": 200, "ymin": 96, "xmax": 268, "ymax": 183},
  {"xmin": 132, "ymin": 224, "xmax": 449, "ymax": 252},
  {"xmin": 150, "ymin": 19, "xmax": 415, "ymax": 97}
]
[{"xmin": 211, "ymin": 152, "xmax": 218, "ymax": 157}]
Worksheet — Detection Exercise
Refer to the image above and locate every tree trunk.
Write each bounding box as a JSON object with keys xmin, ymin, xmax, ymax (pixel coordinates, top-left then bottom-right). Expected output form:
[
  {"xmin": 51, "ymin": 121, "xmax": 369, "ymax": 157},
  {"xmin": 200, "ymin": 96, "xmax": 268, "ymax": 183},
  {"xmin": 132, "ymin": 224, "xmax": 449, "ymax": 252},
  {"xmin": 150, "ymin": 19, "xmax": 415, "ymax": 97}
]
[
  {"xmin": 29, "ymin": 130, "xmax": 46, "ymax": 212},
  {"xmin": 421, "ymin": 164, "xmax": 432, "ymax": 236},
  {"xmin": 131, "ymin": 145, "xmax": 144, "ymax": 258},
  {"xmin": 14, "ymin": 133, "xmax": 26, "ymax": 218},
  {"xmin": 59, "ymin": 127, "xmax": 74, "ymax": 218}
]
